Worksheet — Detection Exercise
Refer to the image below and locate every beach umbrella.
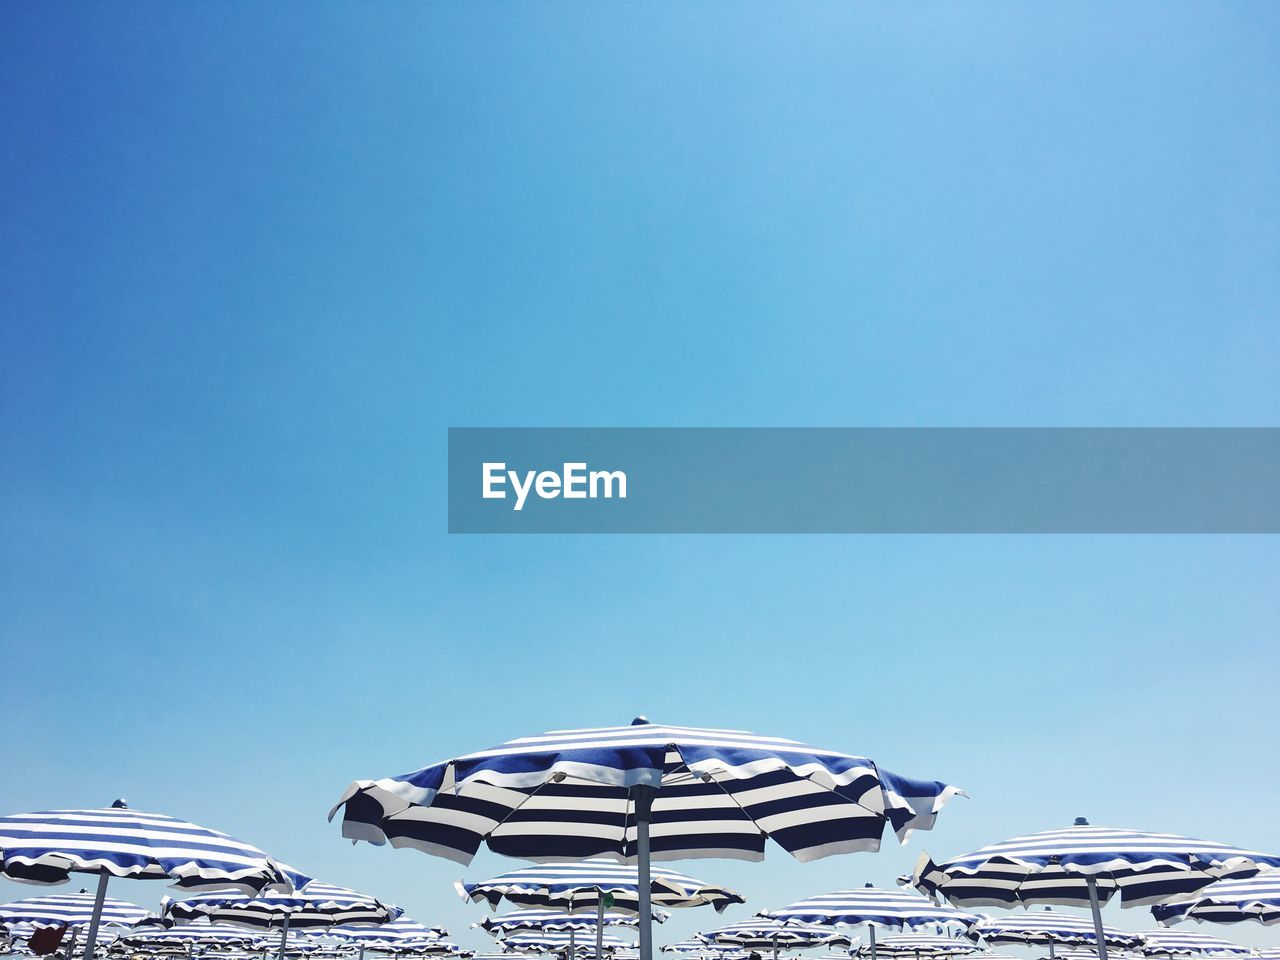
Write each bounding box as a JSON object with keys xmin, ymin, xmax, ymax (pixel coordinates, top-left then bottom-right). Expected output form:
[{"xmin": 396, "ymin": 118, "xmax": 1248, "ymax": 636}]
[
  {"xmin": 459, "ymin": 861, "xmax": 741, "ymax": 960},
  {"xmin": 1035, "ymin": 950, "xmax": 1144, "ymax": 960},
  {"xmin": 1133, "ymin": 931, "xmax": 1256, "ymax": 958},
  {"xmin": 658, "ymin": 941, "xmax": 749, "ymax": 960},
  {"xmin": 114, "ymin": 921, "xmax": 264, "ymax": 952},
  {"xmin": 0, "ymin": 892, "xmax": 152, "ymax": 958},
  {"xmin": 161, "ymin": 880, "xmax": 399, "ymax": 960},
  {"xmin": 972, "ymin": 908, "xmax": 1144, "ymax": 958},
  {"xmin": 329, "ymin": 919, "xmax": 451, "ymax": 960},
  {"xmin": 497, "ymin": 932, "xmax": 632, "ymax": 955},
  {"xmin": 478, "ymin": 910, "xmax": 669, "ymax": 938},
  {"xmin": 0, "ymin": 802, "xmax": 297, "ymax": 960},
  {"xmin": 851, "ymin": 936, "xmax": 983, "ymax": 959},
  {"xmin": 1152, "ymin": 876, "xmax": 1280, "ymax": 927},
  {"xmin": 696, "ymin": 918, "xmax": 851, "ymax": 960},
  {"xmin": 333, "ymin": 717, "xmax": 962, "ymax": 960},
  {"xmin": 764, "ymin": 884, "xmax": 980, "ymax": 960},
  {"xmin": 909, "ymin": 819, "xmax": 1280, "ymax": 960}
]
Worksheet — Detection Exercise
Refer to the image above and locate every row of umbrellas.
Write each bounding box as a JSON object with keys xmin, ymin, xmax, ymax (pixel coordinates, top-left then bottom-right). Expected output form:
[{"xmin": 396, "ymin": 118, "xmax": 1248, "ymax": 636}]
[{"xmin": 4, "ymin": 718, "xmax": 1280, "ymax": 960}]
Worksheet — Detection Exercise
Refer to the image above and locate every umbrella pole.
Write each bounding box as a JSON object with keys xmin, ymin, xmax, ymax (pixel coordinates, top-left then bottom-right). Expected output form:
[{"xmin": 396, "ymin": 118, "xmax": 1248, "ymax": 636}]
[
  {"xmin": 772, "ymin": 934, "xmax": 778, "ymax": 960},
  {"xmin": 571, "ymin": 927, "xmax": 577, "ymax": 960},
  {"xmin": 1049, "ymin": 943, "xmax": 1056, "ymax": 960},
  {"xmin": 631, "ymin": 785, "xmax": 657, "ymax": 960},
  {"xmin": 66, "ymin": 927, "xmax": 79, "ymax": 959},
  {"xmin": 277, "ymin": 916, "xmax": 292, "ymax": 960},
  {"xmin": 1085, "ymin": 878, "xmax": 1109, "ymax": 960},
  {"xmin": 80, "ymin": 870, "xmax": 111, "ymax": 960},
  {"xmin": 595, "ymin": 900, "xmax": 605, "ymax": 960},
  {"xmin": 868, "ymin": 926, "xmax": 876, "ymax": 960}
]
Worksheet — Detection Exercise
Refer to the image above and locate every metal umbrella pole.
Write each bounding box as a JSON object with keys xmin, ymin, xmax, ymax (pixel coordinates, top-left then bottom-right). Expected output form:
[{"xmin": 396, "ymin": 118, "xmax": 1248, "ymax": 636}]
[
  {"xmin": 276, "ymin": 915, "xmax": 293, "ymax": 960},
  {"xmin": 771, "ymin": 933, "xmax": 779, "ymax": 960},
  {"xmin": 595, "ymin": 899, "xmax": 605, "ymax": 960},
  {"xmin": 867, "ymin": 926, "xmax": 877, "ymax": 960},
  {"xmin": 1048, "ymin": 942, "xmax": 1055, "ymax": 960},
  {"xmin": 79, "ymin": 870, "xmax": 111, "ymax": 960},
  {"xmin": 1084, "ymin": 878, "xmax": 1109, "ymax": 960},
  {"xmin": 631, "ymin": 786, "xmax": 657, "ymax": 960}
]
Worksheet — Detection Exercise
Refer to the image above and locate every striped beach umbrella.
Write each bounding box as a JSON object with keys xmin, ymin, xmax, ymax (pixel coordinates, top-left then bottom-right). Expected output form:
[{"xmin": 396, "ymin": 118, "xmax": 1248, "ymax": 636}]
[
  {"xmin": 852, "ymin": 936, "xmax": 984, "ymax": 958},
  {"xmin": 115, "ymin": 921, "xmax": 265, "ymax": 951},
  {"xmin": 659, "ymin": 941, "xmax": 749, "ymax": 960},
  {"xmin": 1036, "ymin": 950, "xmax": 1145, "ymax": 960},
  {"xmin": 973, "ymin": 909, "xmax": 1144, "ymax": 953},
  {"xmin": 0, "ymin": 801, "xmax": 297, "ymax": 960},
  {"xmin": 459, "ymin": 861, "xmax": 741, "ymax": 960},
  {"xmin": 478, "ymin": 910, "xmax": 669, "ymax": 937},
  {"xmin": 498, "ymin": 932, "xmax": 632, "ymax": 955},
  {"xmin": 0, "ymin": 892, "xmax": 150, "ymax": 932},
  {"xmin": 910, "ymin": 819, "xmax": 1280, "ymax": 960},
  {"xmin": 329, "ymin": 919, "xmax": 452, "ymax": 959},
  {"xmin": 333, "ymin": 717, "xmax": 962, "ymax": 960},
  {"xmin": 162, "ymin": 880, "xmax": 399, "ymax": 960},
  {"xmin": 1134, "ymin": 931, "xmax": 1257, "ymax": 958},
  {"xmin": 764, "ymin": 885, "xmax": 980, "ymax": 960},
  {"xmin": 696, "ymin": 918, "xmax": 852, "ymax": 959},
  {"xmin": 1152, "ymin": 876, "xmax": 1280, "ymax": 927}
]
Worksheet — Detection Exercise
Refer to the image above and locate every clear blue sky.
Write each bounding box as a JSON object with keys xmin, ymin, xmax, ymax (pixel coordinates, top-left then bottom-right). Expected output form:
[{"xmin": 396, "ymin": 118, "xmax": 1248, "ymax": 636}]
[{"xmin": 2, "ymin": 1, "xmax": 1278, "ymax": 955}]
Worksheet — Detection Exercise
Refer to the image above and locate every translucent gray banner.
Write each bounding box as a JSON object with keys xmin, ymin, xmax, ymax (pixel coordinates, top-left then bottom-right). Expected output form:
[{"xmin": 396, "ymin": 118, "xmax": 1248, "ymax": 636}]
[{"xmin": 447, "ymin": 428, "xmax": 1280, "ymax": 533}]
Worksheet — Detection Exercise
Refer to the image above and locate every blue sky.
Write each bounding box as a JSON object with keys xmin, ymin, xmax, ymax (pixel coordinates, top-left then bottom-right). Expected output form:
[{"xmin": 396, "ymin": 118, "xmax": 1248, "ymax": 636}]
[{"xmin": 2, "ymin": 1, "xmax": 1278, "ymax": 954}]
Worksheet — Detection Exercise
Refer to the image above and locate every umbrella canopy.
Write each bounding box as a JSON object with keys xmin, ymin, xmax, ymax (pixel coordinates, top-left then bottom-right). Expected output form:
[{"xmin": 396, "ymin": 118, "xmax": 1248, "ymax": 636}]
[
  {"xmin": 1134, "ymin": 931, "xmax": 1257, "ymax": 958},
  {"xmin": 972, "ymin": 910, "xmax": 1143, "ymax": 948},
  {"xmin": 852, "ymin": 936, "xmax": 983, "ymax": 958},
  {"xmin": 696, "ymin": 919, "xmax": 852, "ymax": 951},
  {"xmin": 910, "ymin": 820, "xmax": 1280, "ymax": 909},
  {"xmin": 1036, "ymin": 951, "xmax": 1145, "ymax": 960},
  {"xmin": 1152, "ymin": 876, "xmax": 1280, "ymax": 927},
  {"xmin": 328, "ymin": 919, "xmax": 450, "ymax": 955},
  {"xmin": 498, "ymin": 933, "xmax": 632, "ymax": 954},
  {"xmin": 333, "ymin": 717, "xmax": 960, "ymax": 960},
  {"xmin": 479, "ymin": 911, "xmax": 669, "ymax": 937},
  {"xmin": 0, "ymin": 893, "xmax": 150, "ymax": 931},
  {"xmin": 765, "ymin": 887, "xmax": 980, "ymax": 933},
  {"xmin": 459, "ymin": 862, "xmax": 742, "ymax": 916},
  {"xmin": 114, "ymin": 921, "xmax": 265, "ymax": 950},
  {"xmin": 659, "ymin": 941, "xmax": 749, "ymax": 960},
  {"xmin": 161, "ymin": 881, "xmax": 400, "ymax": 931}
]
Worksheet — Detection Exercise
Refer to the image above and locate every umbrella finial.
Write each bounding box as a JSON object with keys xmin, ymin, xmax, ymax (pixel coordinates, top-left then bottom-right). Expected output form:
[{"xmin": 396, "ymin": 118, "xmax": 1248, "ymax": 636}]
[
  {"xmin": 864, "ymin": 883, "xmax": 874, "ymax": 888},
  {"xmin": 1073, "ymin": 816, "xmax": 1089, "ymax": 826},
  {"xmin": 112, "ymin": 799, "xmax": 128, "ymax": 809},
  {"xmin": 631, "ymin": 716, "xmax": 650, "ymax": 726}
]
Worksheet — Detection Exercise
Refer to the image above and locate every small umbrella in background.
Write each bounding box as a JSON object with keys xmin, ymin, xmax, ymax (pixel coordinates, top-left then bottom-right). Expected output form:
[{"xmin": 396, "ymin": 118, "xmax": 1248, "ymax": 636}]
[
  {"xmin": 1152, "ymin": 876, "xmax": 1280, "ymax": 927},
  {"xmin": 496, "ymin": 932, "xmax": 632, "ymax": 955},
  {"xmin": 458, "ymin": 859, "xmax": 740, "ymax": 960},
  {"xmin": 852, "ymin": 935, "xmax": 985, "ymax": 959},
  {"xmin": 972, "ymin": 907, "xmax": 1145, "ymax": 960},
  {"xmin": 658, "ymin": 940, "xmax": 750, "ymax": 960},
  {"xmin": 1133, "ymin": 930, "xmax": 1257, "ymax": 958},
  {"xmin": 161, "ymin": 879, "xmax": 399, "ymax": 960},
  {"xmin": 328, "ymin": 918, "xmax": 453, "ymax": 960},
  {"xmin": 477, "ymin": 909, "xmax": 669, "ymax": 938},
  {"xmin": 695, "ymin": 918, "xmax": 852, "ymax": 960},
  {"xmin": 0, "ymin": 891, "xmax": 151, "ymax": 959},
  {"xmin": 333, "ymin": 717, "xmax": 962, "ymax": 960},
  {"xmin": 764, "ymin": 883, "xmax": 979, "ymax": 960},
  {"xmin": 113, "ymin": 920, "xmax": 265, "ymax": 953},
  {"xmin": 0, "ymin": 802, "xmax": 297, "ymax": 960},
  {"xmin": 910, "ymin": 818, "xmax": 1280, "ymax": 960}
]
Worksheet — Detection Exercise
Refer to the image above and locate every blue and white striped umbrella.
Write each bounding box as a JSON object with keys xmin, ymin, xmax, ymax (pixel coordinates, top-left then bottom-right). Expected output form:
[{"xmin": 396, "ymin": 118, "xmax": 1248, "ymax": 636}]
[
  {"xmin": 1036, "ymin": 950, "xmax": 1144, "ymax": 960},
  {"xmin": 851, "ymin": 936, "xmax": 983, "ymax": 958},
  {"xmin": 659, "ymin": 940, "xmax": 750, "ymax": 960},
  {"xmin": 115, "ymin": 921, "xmax": 266, "ymax": 950},
  {"xmin": 0, "ymin": 802, "xmax": 298, "ymax": 960},
  {"xmin": 972, "ymin": 910, "xmax": 1143, "ymax": 948},
  {"xmin": 911, "ymin": 820, "xmax": 1280, "ymax": 909},
  {"xmin": 1152, "ymin": 876, "xmax": 1280, "ymax": 927},
  {"xmin": 329, "ymin": 919, "xmax": 449, "ymax": 950},
  {"xmin": 1134, "ymin": 931, "xmax": 1256, "ymax": 957},
  {"xmin": 498, "ymin": 932, "xmax": 633, "ymax": 955},
  {"xmin": 765, "ymin": 886, "xmax": 980, "ymax": 933},
  {"xmin": 696, "ymin": 919, "xmax": 853, "ymax": 952},
  {"xmin": 334, "ymin": 717, "xmax": 961, "ymax": 960},
  {"xmin": 0, "ymin": 892, "xmax": 150, "ymax": 931},
  {"xmin": 479, "ymin": 911, "xmax": 669, "ymax": 937}
]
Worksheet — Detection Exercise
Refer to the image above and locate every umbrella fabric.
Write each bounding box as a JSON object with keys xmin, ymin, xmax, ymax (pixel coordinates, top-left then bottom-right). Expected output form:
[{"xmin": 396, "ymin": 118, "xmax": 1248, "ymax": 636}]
[
  {"xmin": 0, "ymin": 807, "xmax": 296, "ymax": 893},
  {"xmin": 161, "ymin": 881, "xmax": 400, "ymax": 931},
  {"xmin": 1037, "ymin": 951, "xmax": 1145, "ymax": 960},
  {"xmin": 696, "ymin": 920, "xmax": 851, "ymax": 950},
  {"xmin": 911, "ymin": 822, "xmax": 1280, "ymax": 908},
  {"xmin": 329, "ymin": 918, "xmax": 450, "ymax": 954},
  {"xmin": 764, "ymin": 888, "xmax": 980, "ymax": 933},
  {"xmin": 479, "ymin": 911, "xmax": 668, "ymax": 936},
  {"xmin": 852, "ymin": 936, "xmax": 983, "ymax": 958},
  {"xmin": 972, "ymin": 911, "xmax": 1143, "ymax": 948},
  {"xmin": 458, "ymin": 862, "xmax": 742, "ymax": 916},
  {"xmin": 1152, "ymin": 876, "xmax": 1280, "ymax": 927},
  {"xmin": 1134, "ymin": 931, "xmax": 1256, "ymax": 957},
  {"xmin": 332, "ymin": 718, "xmax": 962, "ymax": 865},
  {"xmin": 115, "ymin": 922, "xmax": 264, "ymax": 949},
  {"xmin": 659, "ymin": 940, "xmax": 751, "ymax": 959},
  {"xmin": 0, "ymin": 894, "xmax": 150, "ymax": 931},
  {"xmin": 498, "ymin": 933, "xmax": 632, "ymax": 954}
]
